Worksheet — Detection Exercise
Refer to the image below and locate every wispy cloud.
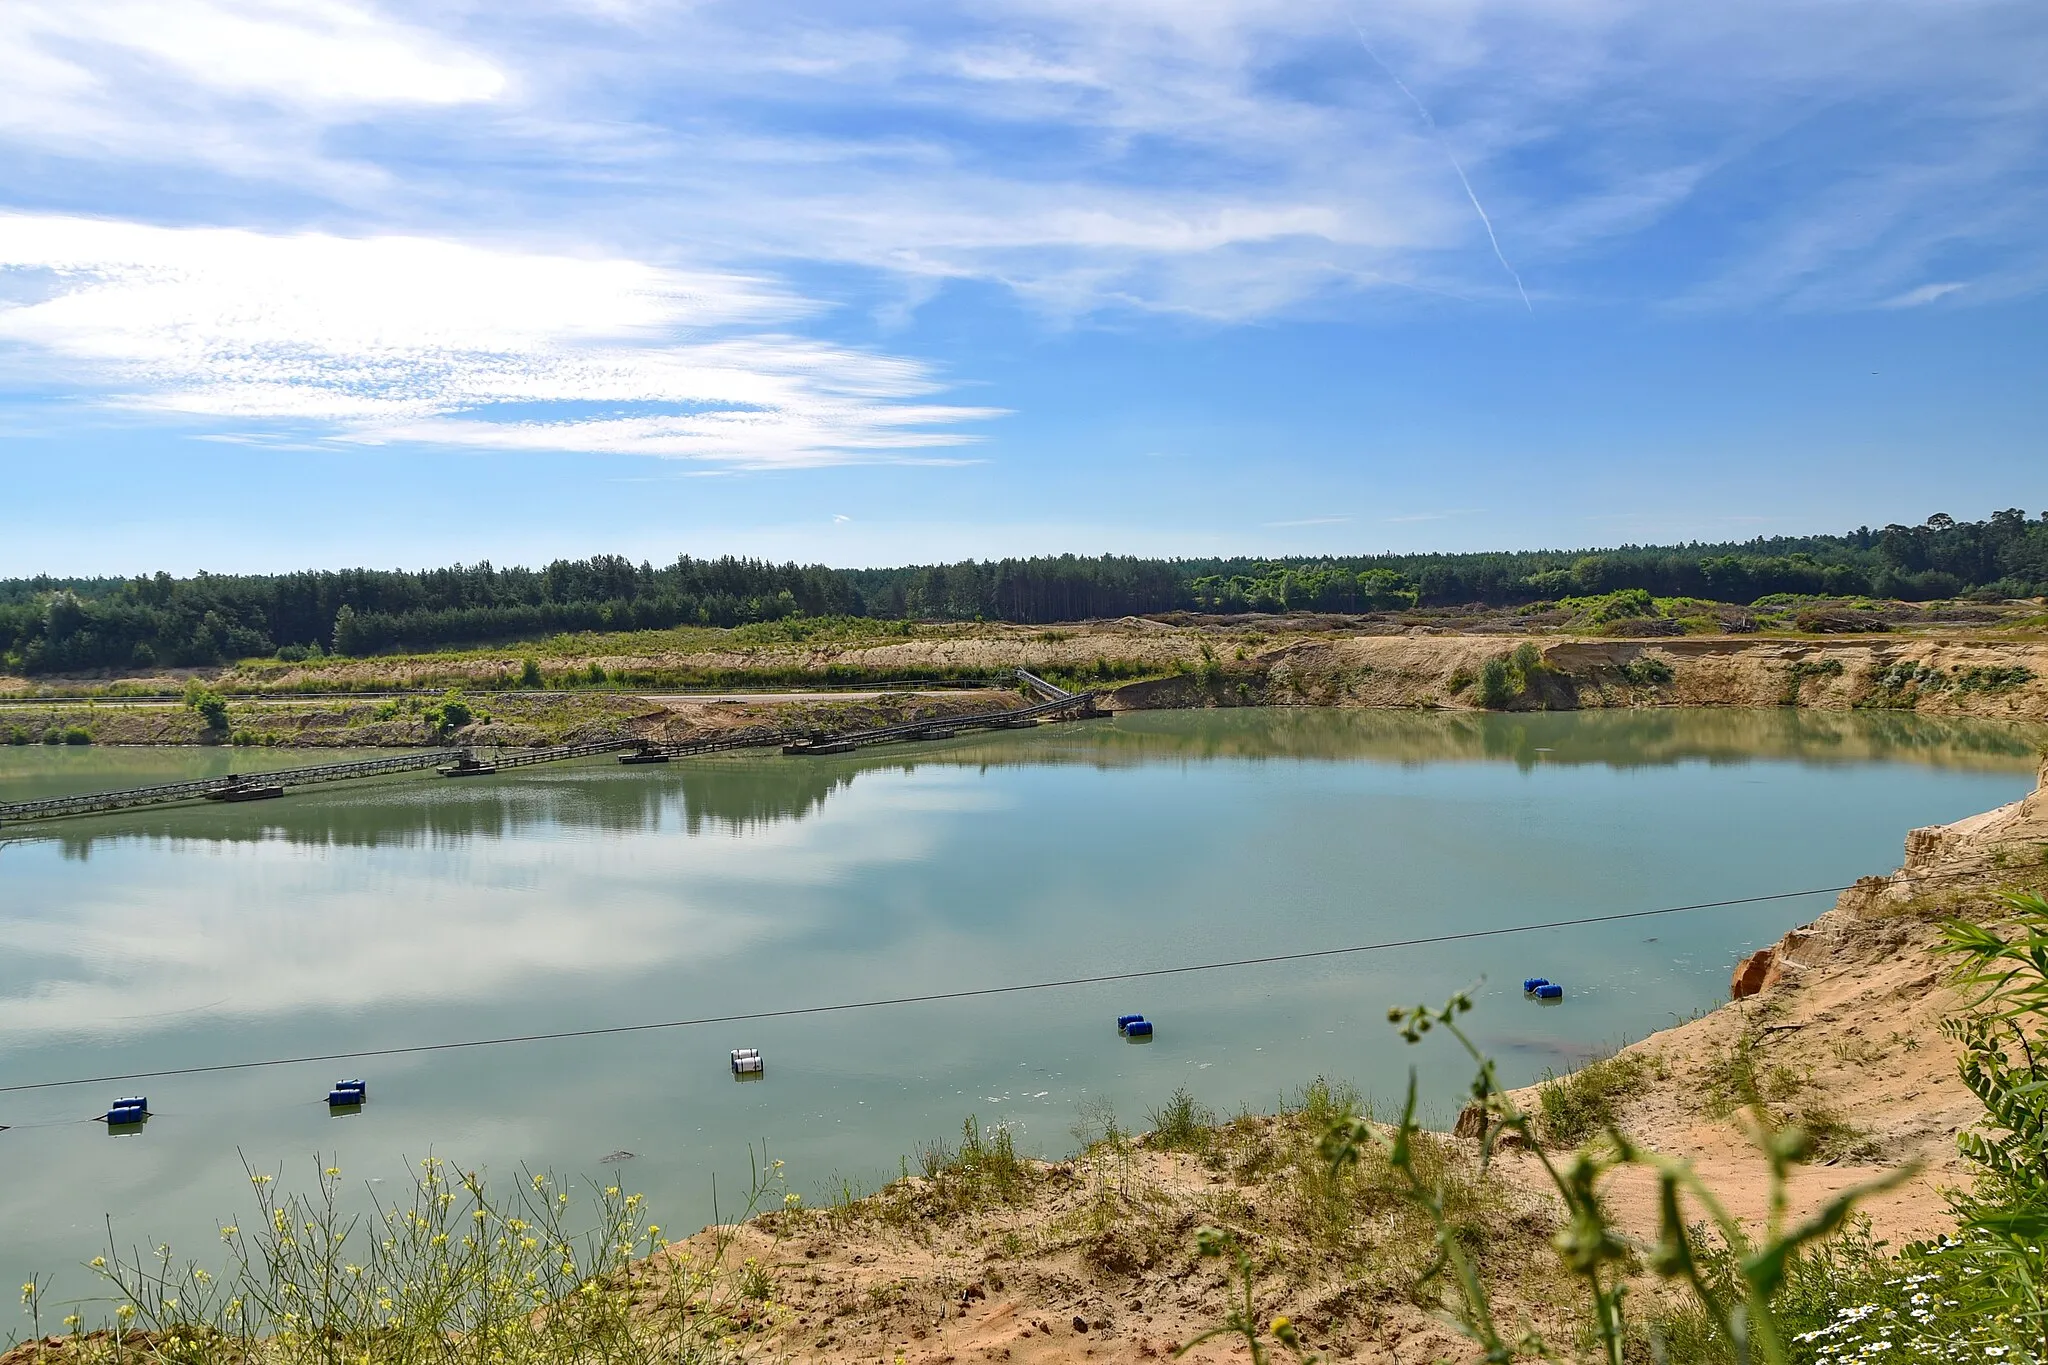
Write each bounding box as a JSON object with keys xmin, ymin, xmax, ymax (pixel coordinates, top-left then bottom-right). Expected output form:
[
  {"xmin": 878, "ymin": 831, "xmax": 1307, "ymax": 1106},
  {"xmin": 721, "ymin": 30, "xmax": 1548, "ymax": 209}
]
[
  {"xmin": 1880, "ymin": 281, "xmax": 1968, "ymax": 309},
  {"xmin": 0, "ymin": 0, "xmax": 2040, "ymax": 466},
  {"xmin": 0, "ymin": 214, "xmax": 998, "ymax": 465}
]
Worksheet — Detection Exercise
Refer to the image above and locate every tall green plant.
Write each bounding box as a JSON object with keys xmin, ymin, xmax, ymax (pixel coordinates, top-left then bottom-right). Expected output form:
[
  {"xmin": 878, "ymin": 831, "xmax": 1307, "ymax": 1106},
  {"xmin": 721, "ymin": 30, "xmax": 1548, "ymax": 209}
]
[
  {"xmin": 1934, "ymin": 891, "xmax": 2048, "ymax": 1356},
  {"xmin": 1312, "ymin": 994, "xmax": 1910, "ymax": 1364},
  {"xmin": 34, "ymin": 1152, "xmax": 787, "ymax": 1364},
  {"xmin": 183, "ymin": 681, "xmax": 230, "ymax": 731}
]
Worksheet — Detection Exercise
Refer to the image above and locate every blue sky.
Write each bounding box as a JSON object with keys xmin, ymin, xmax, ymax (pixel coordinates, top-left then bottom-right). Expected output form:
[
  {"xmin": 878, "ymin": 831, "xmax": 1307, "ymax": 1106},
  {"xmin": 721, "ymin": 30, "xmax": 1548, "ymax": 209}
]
[{"xmin": 0, "ymin": 0, "xmax": 2042, "ymax": 575}]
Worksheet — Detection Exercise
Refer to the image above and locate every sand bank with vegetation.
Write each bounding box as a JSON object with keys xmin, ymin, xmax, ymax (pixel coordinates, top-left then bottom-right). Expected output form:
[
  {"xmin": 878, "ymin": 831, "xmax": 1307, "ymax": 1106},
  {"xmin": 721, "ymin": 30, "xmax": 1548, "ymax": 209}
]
[{"xmin": 2, "ymin": 606, "xmax": 2045, "ymax": 750}]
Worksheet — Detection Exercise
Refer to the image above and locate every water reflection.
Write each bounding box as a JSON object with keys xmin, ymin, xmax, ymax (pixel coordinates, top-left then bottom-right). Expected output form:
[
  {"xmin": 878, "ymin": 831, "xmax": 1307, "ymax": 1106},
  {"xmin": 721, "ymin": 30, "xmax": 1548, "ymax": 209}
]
[
  {"xmin": 2, "ymin": 707, "xmax": 2043, "ymax": 1308},
  {"xmin": 5, "ymin": 708, "xmax": 2042, "ymax": 858}
]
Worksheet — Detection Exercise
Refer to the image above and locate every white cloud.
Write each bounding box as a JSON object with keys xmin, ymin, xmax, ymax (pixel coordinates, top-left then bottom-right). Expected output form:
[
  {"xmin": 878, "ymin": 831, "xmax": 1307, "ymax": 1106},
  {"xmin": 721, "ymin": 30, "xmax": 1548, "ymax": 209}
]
[
  {"xmin": 1879, "ymin": 281, "xmax": 1967, "ymax": 309},
  {"xmin": 544, "ymin": 0, "xmax": 2047, "ymax": 316},
  {"xmin": 0, "ymin": 214, "xmax": 997, "ymax": 465},
  {"xmin": 3, "ymin": 0, "xmax": 503, "ymax": 110},
  {"xmin": 0, "ymin": 0, "xmax": 2037, "ymax": 466}
]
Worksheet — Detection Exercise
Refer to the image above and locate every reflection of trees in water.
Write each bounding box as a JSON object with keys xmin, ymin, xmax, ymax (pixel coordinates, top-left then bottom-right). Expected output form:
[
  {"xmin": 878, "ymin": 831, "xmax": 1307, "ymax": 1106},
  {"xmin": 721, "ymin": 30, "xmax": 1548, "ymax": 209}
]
[
  {"xmin": 26, "ymin": 708, "xmax": 2043, "ymax": 858},
  {"xmin": 36, "ymin": 760, "xmax": 866, "ymax": 857},
  {"xmin": 1042, "ymin": 708, "xmax": 2048, "ymax": 774},
  {"xmin": 671, "ymin": 763, "xmax": 857, "ymax": 835}
]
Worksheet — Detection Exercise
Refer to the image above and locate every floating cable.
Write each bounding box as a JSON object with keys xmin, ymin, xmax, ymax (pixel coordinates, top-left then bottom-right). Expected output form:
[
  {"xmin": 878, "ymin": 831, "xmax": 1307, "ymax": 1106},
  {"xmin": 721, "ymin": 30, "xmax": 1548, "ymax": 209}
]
[{"xmin": 0, "ymin": 879, "xmax": 1913, "ymax": 1097}]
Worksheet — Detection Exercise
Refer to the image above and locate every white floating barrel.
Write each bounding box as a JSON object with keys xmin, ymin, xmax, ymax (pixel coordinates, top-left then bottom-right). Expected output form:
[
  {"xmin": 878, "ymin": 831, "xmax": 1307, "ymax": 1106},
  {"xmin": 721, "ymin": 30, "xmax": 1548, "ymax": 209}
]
[{"xmin": 730, "ymin": 1048, "xmax": 764, "ymax": 1075}]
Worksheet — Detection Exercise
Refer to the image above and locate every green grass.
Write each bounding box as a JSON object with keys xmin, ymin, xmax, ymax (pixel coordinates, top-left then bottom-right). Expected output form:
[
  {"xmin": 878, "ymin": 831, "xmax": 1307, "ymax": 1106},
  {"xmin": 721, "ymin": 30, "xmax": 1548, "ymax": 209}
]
[
  {"xmin": 1147, "ymin": 1086, "xmax": 1216, "ymax": 1153},
  {"xmin": 16, "ymin": 1154, "xmax": 787, "ymax": 1365},
  {"xmin": 1535, "ymin": 1047, "xmax": 1653, "ymax": 1147},
  {"xmin": 1700, "ymin": 1024, "xmax": 1806, "ymax": 1119}
]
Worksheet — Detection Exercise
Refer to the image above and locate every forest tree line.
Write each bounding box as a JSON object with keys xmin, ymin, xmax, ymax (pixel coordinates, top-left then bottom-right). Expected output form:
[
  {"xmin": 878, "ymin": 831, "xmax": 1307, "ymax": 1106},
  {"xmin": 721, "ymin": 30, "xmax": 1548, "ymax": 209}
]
[{"xmin": 2, "ymin": 510, "xmax": 2044, "ymax": 673}]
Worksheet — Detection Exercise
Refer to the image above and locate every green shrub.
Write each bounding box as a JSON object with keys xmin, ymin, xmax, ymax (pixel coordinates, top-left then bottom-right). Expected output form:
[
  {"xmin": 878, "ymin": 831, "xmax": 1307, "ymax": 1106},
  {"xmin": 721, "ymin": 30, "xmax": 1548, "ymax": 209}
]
[
  {"xmin": 61, "ymin": 726, "xmax": 91, "ymax": 745},
  {"xmin": 184, "ymin": 682, "xmax": 230, "ymax": 730},
  {"xmin": 423, "ymin": 691, "xmax": 475, "ymax": 737},
  {"xmin": 1781, "ymin": 657, "xmax": 1844, "ymax": 705},
  {"xmin": 1952, "ymin": 664, "xmax": 2033, "ymax": 693},
  {"xmin": 1560, "ymin": 587, "xmax": 1656, "ymax": 625},
  {"xmin": 520, "ymin": 656, "xmax": 543, "ymax": 687},
  {"xmin": 1475, "ymin": 643, "xmax": 1548, "ymax": 709},
  {"xmin": 909, "ymin": 1115, "xmax": 1034, "ymax": 1215},
  {"xmin": 1618, "ymin": 654, "xmax": 1675, "ymax": 687},
  {"xmin": 40, "ymin": 727, "xmax": 62, "ymax": 745},
  {"xmin": 1476, "ymin": 656, "xmax": 1517, "ymax": 707},
  {"xmin": 3, "ymin": 724, "xmax": 28, "ymax": 745},
  {"xmin": 1535, "ymin": 1048, "xmax": 1651, "ymax": 1147},
  {"xmin": 1147, "ymin": 1087, "xmax": 1214, "ymax": 1153}
]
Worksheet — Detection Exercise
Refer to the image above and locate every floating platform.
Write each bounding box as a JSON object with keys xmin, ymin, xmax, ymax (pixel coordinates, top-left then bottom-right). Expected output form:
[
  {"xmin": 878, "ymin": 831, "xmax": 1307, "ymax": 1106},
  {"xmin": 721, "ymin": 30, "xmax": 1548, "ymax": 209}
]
[
  {"xmin": 205, "ymin": 785, "xmax": 284, "ymax": 803},
  {"xmin": 437, "ymin": 763, "xmax": 497, "ymax": 777},
  {"xmin": 784, "ymin": 740, "xmax": 854, "ymax": 755},
  {"xmin": 617, "ymin": 752, "xmax": 671, "ymax": 765}
]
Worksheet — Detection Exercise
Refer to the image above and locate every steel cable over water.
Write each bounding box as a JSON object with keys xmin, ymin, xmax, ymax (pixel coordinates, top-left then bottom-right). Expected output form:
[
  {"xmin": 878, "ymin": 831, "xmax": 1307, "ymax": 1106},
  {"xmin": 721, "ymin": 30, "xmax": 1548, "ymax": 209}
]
[{"xmin": 0, "ymin": 877, "xmax": 1944, "ymax": 1098}]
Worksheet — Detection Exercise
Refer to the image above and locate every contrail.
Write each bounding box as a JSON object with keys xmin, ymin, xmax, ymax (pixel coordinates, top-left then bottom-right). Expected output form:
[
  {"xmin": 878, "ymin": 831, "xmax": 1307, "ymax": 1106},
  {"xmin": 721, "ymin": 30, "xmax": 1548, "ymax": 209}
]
[{"xmin": 1348, "ymin": 18, "xmax": 1532, "ymax": 312}]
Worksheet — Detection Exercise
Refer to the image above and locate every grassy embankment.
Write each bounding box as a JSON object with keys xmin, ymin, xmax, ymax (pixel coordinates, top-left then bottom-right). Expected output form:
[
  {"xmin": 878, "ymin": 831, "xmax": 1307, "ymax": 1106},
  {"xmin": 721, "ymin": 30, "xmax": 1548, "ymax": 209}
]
[
  {"xmin": 1, "ymin": 1025, "xmax": 2019, "ymax": 1365},
  {"xmin": 3, "ymin": 600, "xmax": 2046, "ymax": 750}
]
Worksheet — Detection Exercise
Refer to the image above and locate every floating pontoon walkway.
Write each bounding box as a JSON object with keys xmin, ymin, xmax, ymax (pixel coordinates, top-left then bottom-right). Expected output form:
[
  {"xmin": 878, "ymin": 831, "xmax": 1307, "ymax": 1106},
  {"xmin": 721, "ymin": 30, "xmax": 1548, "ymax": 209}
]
[
  {"xmin": 0, "ymin": 673, "xmax": 1105, "ymax": 826},
  {"xmin": 0, "ymin": 749, "xmax": 467, "ymax": 825}
]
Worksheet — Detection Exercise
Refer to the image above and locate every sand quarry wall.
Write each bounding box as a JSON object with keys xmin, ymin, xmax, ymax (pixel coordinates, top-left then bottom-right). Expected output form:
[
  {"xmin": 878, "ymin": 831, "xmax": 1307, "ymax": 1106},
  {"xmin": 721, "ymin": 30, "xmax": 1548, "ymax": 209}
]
[{"xmin": 1106, "ymin": 634, "xmax": 2048, "ymax": 720}]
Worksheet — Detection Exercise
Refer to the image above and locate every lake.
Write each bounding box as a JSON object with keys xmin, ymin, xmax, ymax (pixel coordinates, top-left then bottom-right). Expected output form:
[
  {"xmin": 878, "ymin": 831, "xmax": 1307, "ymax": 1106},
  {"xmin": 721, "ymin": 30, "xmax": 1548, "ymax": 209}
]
[{"xmin": 2, "ymin": 707, "xmax": 2043, "ymax": 1309}]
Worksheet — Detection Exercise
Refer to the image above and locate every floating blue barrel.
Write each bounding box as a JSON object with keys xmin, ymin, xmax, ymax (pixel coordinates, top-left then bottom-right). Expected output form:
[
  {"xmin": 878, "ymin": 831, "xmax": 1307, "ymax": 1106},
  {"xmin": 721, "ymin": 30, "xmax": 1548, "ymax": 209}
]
[
  {"xmin": 327, "ymin": 1079, "xmax": 367, "ymax": 1107},
  {"xmin": 336, "ymin": 1079, "xmax": 368, "ymax": 1099},
  {"xmin": 1116, "ymin": 1014, "xmax": 1145, "ymax": 1033},
  {"xmin": 1522, "ymin": 978, "xmax": 1549, "ymax": 993},
  {"xmin": 1124, "ymin": 1020, "xmax": 1154, "ymax": 1038},
  {"xmin": 116, "ymin": 1096, "xmax": 147, "ymax": 1111},
  {"xmin": 105, "ymin": 1102, "xmax": 146, "ymax": 1126},
  {"xmin": 1534, "ymin": 984, "xmax": 1564, "ymax": 1001}
]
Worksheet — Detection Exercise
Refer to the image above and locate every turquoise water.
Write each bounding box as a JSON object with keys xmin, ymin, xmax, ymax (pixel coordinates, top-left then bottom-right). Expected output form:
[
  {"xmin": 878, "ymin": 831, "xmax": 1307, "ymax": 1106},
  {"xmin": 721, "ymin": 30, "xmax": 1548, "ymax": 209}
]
[{"xmin": 1, "ymin": 708, "xmax": 2042, "ymax": 1312}]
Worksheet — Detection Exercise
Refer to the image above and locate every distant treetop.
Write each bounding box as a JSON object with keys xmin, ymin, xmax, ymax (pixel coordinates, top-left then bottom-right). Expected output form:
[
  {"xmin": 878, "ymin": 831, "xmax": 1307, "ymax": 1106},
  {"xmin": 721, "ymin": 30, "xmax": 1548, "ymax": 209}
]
[{"xmin": 2, "ymin": 511, "xmax": 2043, "ymax": 674}]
